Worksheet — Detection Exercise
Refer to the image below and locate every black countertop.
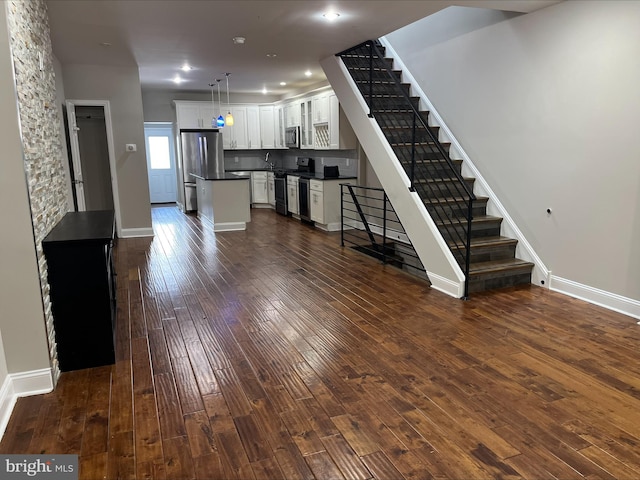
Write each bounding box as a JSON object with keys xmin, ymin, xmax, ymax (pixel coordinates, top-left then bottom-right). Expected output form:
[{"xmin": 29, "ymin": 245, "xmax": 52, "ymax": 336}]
[
  {"xmin": 191, "ymin": 173, "xmax": 250, "ymax": 181},
  {"xmin": 290, "ymin": 173, "xmax": 357, "ymax": 180},
  {"xmin": 42, "ymin": 210, "xmax": 115, "ymax": 245}
]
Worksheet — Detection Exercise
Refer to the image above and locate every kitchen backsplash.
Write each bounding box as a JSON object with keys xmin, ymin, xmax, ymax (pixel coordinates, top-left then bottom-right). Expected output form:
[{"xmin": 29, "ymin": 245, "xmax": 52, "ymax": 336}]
[{"xmin": 224, "ymin": 149, "xmax": 358, "ymax": 176}]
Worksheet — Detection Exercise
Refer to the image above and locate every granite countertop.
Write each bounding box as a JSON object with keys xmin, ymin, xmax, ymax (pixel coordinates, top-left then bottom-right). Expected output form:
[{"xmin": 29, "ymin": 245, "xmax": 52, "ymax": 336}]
[
  {"xmin": 191, "ymin": 173, "xmax": 250, "ymax": 181},
  {"xmin": 293, "ymin": 173, "xmax": 357, "ymax": 180},
  {"xmin": 223, "ymin": 169, "xmax": 357, "ymax": 180}
]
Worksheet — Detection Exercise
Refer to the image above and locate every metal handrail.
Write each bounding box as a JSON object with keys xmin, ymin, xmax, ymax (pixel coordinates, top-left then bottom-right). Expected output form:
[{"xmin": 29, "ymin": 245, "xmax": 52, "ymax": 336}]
[
  {"xmin": 341, "ymin": 184, "xmax": 425, "ymax": 277},
  {"xmin": 337, "ymin": 39, "xmax": 474, "ymax": 297}
]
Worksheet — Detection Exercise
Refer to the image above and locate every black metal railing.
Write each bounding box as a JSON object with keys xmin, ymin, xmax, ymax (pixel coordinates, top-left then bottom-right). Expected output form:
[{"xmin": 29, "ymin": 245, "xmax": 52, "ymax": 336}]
[
  {"xmin": 341, "ymin": 184, "xmax": 427, "ymax": 279},
  {"xmin": 337, "ymin": 39, "xmax": 475, "ymax": 297}
]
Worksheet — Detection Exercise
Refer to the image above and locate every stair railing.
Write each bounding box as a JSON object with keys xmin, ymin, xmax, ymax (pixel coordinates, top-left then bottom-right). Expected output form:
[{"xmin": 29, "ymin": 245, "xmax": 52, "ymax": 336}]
[
  {"xmin": 337, "ymin": 39, "xmax": 475, "ymax": 297},
  {"xmin": 341, "ymin": 184, "xmax": 426, "ymax": 277}
]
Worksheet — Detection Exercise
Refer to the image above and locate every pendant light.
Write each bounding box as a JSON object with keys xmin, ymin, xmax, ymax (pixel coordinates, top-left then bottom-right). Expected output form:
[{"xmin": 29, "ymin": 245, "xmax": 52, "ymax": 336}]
[
  {"xmin": 209, "ymin": 82, "xmax": 216, "ymax": 128},
  {"xmin": 215, "ymin": 79, "xmax": 225, "ymax": 127},
  {"xmin": 225, "ymin": 72, "xmax": 234, "ymax": 126}
]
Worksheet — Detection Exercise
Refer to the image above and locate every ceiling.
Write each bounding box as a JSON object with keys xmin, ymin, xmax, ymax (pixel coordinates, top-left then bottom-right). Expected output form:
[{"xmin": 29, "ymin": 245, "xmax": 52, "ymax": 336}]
[{"xmin": 46, "ymin": 0, "xmax": 560, "ymax": 98}]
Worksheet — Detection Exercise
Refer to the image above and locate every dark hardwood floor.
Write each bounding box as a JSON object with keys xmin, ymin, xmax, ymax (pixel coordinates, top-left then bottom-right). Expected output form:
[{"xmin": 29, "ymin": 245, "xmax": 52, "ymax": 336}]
[{"xmin": 2, "ymin": 206, "xmax": 640, "ymax": 479}]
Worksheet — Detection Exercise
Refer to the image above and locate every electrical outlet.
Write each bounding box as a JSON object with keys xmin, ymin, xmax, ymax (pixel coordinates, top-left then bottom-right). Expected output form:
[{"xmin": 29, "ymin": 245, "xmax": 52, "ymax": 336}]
[{"xmin": 126, "ymin": 144, "xmax": 137, "ymax": 152}]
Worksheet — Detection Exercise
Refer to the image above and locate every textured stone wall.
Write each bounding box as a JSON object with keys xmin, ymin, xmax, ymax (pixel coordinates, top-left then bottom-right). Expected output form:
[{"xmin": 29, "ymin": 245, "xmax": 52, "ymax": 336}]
[{"xmin": 6, "ymin": 0, "xmax": 70, "ymax": 381}]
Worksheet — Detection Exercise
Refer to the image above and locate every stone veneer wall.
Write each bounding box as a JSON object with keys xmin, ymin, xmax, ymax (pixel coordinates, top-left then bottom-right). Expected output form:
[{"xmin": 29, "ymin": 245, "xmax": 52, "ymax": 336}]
[{"xmin": 6, "ymin": 0, "xmax": 70, "ymax": 382}]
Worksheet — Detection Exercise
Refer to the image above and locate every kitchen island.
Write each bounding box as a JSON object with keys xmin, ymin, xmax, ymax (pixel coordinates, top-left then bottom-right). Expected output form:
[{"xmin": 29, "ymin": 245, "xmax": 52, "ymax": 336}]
[{"xmin": 193, "ymin": 173, "xmax": 251, "ymax": 231}]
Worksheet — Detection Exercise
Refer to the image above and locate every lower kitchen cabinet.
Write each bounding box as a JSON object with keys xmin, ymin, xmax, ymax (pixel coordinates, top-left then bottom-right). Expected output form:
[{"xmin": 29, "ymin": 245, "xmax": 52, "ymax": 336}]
[
  {"xmin": 310, "ymin": 178, "xmax": 353, "ymax": 231},
  {"xmin": 42, "ymin": 210, "xmax": 116, "ymax": 371},
  {"xmin": 251, "ymin": 171, "xmax": 269, "ymax": 204},
  {"xmin": 287, "ymin": 175, "xmax": 299, "ymax": 215}
]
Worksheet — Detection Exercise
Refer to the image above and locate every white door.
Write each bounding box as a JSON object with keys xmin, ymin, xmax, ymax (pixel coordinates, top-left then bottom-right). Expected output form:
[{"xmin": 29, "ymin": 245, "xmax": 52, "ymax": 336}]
[{"xmin": 144, "ymin": 123, "xmax": 177, "ymax": 203}]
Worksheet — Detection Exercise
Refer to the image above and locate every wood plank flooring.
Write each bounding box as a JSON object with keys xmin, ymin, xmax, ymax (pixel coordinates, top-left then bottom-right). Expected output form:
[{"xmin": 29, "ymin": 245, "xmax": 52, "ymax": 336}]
[{"xmin": 2, "ymin": 205, "xmax": 640, "ymax": 479}]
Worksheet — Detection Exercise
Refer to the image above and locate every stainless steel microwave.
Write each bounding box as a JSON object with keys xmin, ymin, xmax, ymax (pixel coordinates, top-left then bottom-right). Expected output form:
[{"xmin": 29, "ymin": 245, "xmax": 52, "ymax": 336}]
[{"xmin": 285, "ymin": 126, "xmax": 299, "ymax": 148}]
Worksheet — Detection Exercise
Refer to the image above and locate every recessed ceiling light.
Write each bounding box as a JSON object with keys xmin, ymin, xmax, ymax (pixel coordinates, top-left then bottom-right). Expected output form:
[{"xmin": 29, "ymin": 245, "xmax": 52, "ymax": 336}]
[
  {"xmin": 233, "ymin": 36, "xmax": 246, "ymax": 44},
  {"xmin": 305, "ymin": 70, "xmax": 312, "ymax": 77},
  {"xmin": 266, "ymin": 53, "xmax": 277, "ymax": 58},
  {"xmin": 173, "ymin": 76, "xmax": 184, "ymax": 84},
  {"xmin": 99, "ymin": 42, "xmax": 112, "ymax": 47},
  {"xmin": 262, "ymin": 87, "xmax": 268, "ymax": 94},
  {"xmin": 181, "ymin": 65, "xmax": 192, "ymax": 72},
  {"xmin": 280, "ymin": 82, "xmax": 287, "ymax": 86},
  {"xmin": 323, "ymin": 12, "xmax": 340, "ymax": 21}
]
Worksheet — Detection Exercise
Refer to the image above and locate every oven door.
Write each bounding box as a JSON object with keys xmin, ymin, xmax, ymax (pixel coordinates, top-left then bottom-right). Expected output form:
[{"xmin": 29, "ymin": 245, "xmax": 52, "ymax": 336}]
[{"xmin": 274, "ymin": 176, "xmax": 289, "ymax": 215}]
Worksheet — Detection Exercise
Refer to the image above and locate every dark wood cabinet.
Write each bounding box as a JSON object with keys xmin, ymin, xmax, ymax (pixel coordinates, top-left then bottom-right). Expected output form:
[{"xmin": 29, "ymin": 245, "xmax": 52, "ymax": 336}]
[{"xmin": 42, "ymin": 210, "xmax": 116, "ymax": 371}]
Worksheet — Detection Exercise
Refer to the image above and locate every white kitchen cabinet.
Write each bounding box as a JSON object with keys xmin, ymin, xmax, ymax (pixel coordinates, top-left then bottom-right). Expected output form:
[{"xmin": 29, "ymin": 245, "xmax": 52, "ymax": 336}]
[
  {"xmin": 300, "ymin": 97, "xmax": 313, "ymax": 149},
  {"xmin": 310, "ymin": 180, "xmax": 324, "ymax": 224},
  {"xmin": 259, "ymin": 105, "xmax": 275, "ymax": 149},
  {"xmin": 246, "ymin": 106, "xmax": 261, "ymax": 149},
  {"xmin": 251, "ymin": 171, "xmax": 268, "ymax": 204},
  {"xmin": 329, "ymin": 93, "xmax": 340, "ymax": 150},
  {"xmin": 312, "ymin": 91, "xmax": 330, "ymax": 125},
  {"xmin": 274, "ymin": 104, "xmax": 286, "ymax": 149},
  {"xmin": 223, "ymin": 106, "xmax": 248, "ymax": 149},
  {"xmin": 287, "ymin": 175, "xmax": 299, "ymax": 215},
  {"xmin": 267, "ymin": 172, "xmax": 275, "ymax": 207},
  {"xmin": 285, "ymin": 101, "xmax": 300, "ymax": 128},
  {"xmin": 309, "ymin": 178, "xmax": 353, "ymax": 231},
  {"xmin": 175, "ymin": 101, "xmax": 216, "ymax": 129}
]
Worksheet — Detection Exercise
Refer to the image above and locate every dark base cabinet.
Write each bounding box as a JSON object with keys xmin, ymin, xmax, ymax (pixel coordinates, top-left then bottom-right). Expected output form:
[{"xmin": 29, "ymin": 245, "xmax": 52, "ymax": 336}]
[{"xmin": 43, "ymin": 210, "xmax": 116, "ymax": 371}]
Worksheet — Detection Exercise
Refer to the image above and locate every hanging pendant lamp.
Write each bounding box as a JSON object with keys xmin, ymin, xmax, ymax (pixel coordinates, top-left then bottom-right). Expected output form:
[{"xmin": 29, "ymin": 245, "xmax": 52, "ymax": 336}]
[
  {"xmin": 215, "ymin": 79, "xmax": 225, "ymax": 127},
  {"xmin": 225, "ymin": 72, "xmax": 234, "ymax": 126},
  {"xmin": 209, "ymin": 82, "xmax": 216, "ymax": 128}
]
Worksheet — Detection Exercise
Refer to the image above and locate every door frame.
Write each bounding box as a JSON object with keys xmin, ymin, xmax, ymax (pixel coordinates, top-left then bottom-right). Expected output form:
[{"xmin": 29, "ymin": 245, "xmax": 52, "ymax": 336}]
[
  {"xmin": 144, "ymin": 121, "xmax": 177, "ymax": 204},
  {"xmin": 65, "ymin": 99, "xmax": 123, "ymax": 237}
]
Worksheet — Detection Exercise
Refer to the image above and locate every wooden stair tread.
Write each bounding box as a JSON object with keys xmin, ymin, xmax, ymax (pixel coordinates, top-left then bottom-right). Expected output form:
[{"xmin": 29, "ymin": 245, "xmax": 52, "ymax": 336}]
[
  {"xmin": 450, "ymin": 235, "xmax": 518, "ymax": 250},
  {"xmin": 468, "ymin": 258, "xmax": 534, "ymax": 275},
  {"xmin": 427, "ymin": 195, "xmax": 488, "ymax": 205}
]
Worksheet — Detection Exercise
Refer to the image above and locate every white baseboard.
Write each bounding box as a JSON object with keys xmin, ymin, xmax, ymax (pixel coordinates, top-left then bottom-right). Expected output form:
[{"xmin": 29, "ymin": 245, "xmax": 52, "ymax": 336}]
[
  {"xmin": 213, "ymin": 222, "xmax": 247, "ymax": 232},
  {"xmin": 119, "ymin": 227, "xmax": 154, "ymax": 238},
  {"xmin": 428, "ymin": 271, "xmax": 464, "ymax": 298},
  {"xmin": 0, "ymin": 368, "xmax": 53, "ymax": 440},
  {"xmin": 550, "ymin": 276, "xmax": 640, "ymax": 321}
]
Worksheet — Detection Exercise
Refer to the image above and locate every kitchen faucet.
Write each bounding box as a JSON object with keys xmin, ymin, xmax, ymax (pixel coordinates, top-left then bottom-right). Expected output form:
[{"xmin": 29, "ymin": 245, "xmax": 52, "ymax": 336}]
[{"xmin": 264, "ymin": 151, "xmax": 274, "ymax": 170}]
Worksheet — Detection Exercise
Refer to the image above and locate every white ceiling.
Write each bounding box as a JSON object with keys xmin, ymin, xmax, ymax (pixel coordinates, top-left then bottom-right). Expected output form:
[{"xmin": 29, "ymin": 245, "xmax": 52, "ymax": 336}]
[{"xmin": 46, "ymin": 0, "xmax": 560, "ymax": 97}]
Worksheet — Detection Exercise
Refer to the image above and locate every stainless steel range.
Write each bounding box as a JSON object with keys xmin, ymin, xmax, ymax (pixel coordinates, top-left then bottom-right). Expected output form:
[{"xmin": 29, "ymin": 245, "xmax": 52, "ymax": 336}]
[{"xmin": 274, "ymin": 157, "xmax": 315, "ymax": 216}]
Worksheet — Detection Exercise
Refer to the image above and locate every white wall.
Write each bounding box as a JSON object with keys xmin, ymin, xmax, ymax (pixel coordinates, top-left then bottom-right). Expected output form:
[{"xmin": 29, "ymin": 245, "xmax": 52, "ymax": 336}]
[
  {"xmin": 62, "ymin": 64, "xmax": 153, "ymax": 232},
  {"xmin": 386, "ymin": 1, "xmax": 640, "ymax": 302}
]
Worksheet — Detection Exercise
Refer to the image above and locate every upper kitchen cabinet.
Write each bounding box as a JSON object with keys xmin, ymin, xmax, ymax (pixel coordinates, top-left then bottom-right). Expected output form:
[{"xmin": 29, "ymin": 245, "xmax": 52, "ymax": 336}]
[
  {"xmin": 259, "ymin": 105, "xmax": 275, "ymax": 149},
  {"xmin": 223, "ymin": 106, "xmax": 248, "ymax": 149},
  {"xmin": 274, "ymin": 104, "xmax": 286, "ymax": 149},
  {"xmin": 300, "ymin": 97, "xmax": 313, "ymax": 150},
  {"xmin": 312, "ymin": 91, "xmax": 330, "ymax": 125},
  {"xmin": 285, "ymin": 101, "xmax": 301, "ymax": 128},
  {"xmin": 174, "ymin": 101, "xmax": 215, "ymax": 129},
  {"xmin": 223, "ymin": 106, "xmax": 261, "ymax": 150}
]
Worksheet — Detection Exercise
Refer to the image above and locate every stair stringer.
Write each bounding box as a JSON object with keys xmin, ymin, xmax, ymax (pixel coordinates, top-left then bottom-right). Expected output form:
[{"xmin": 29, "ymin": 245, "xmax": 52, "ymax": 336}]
[
  {"xmin": 379, "ymin": 36, "xmax": 550, "ymax": 289},
  {"xmin": 321, "ymin": 54, "xmax": 465, "ymax": 298}
]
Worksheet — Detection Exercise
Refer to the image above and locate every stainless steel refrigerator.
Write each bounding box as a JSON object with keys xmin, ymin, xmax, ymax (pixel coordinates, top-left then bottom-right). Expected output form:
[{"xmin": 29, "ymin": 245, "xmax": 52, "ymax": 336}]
[{"xmin": 178, "ymin": 129, "xmax": 224, "ymax": 212}]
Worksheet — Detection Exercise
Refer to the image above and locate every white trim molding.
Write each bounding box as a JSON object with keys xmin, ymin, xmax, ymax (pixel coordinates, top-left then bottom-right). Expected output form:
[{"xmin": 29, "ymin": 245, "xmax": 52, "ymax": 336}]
[
  {"xmin": 213, "ymin": 222, "xmax": 247, "ymax": 232},
  {"xmin": 550, "ymin": 276, "xmax": 640, "ymax": 321},
  {"xmin": 119, "ymin": 227, "xmax": 154, "ymax": 238},
  {"xmin": 0, "ymin": 368, "xmax": 53, "ymax": 440}
]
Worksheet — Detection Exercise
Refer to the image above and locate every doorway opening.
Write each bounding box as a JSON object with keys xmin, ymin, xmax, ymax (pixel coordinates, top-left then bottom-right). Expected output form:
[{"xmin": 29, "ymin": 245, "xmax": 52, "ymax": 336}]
[{"xmin": 64, "ymin": 99, "xmax": 122, "ymax": 235}]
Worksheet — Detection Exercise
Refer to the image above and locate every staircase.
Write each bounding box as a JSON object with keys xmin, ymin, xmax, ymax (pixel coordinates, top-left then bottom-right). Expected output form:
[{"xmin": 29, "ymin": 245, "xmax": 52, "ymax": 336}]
[{"xmin": 337, "ymin": 41, "xmax": 534, "ymax": 295}]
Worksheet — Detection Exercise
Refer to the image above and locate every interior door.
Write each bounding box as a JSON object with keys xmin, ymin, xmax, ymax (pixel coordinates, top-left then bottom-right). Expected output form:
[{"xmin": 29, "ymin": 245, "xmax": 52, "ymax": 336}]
[{"xmin": 144, "ymin": 123, "xmax": 177, "ymax": 203}]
